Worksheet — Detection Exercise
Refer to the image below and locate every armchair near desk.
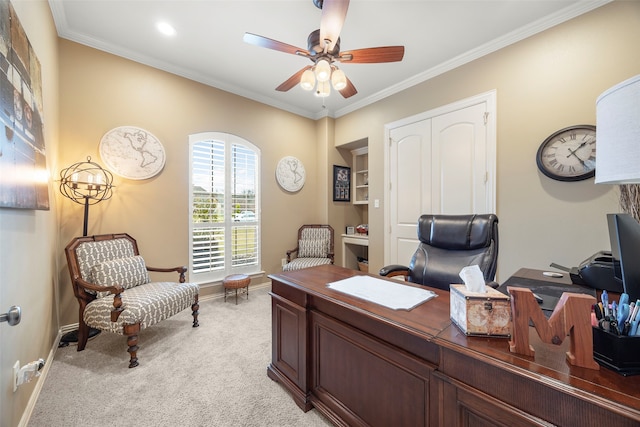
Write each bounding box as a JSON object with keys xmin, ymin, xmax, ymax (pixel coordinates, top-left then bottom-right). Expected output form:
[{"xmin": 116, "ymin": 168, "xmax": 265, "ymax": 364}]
[
  {"xmin": 283, "ymin": 224, "xmax": 334, "ymax": 271},
  {"xmin": 380, "ymin": 214, "xmax": 499, "ymax": 290}
]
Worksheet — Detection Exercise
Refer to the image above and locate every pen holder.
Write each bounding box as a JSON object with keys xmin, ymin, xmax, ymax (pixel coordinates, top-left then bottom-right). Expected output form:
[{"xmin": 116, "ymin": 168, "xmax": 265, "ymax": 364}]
[{"xmin": 592, "ymin": 327, "xmax": 640, "ymax": 376}]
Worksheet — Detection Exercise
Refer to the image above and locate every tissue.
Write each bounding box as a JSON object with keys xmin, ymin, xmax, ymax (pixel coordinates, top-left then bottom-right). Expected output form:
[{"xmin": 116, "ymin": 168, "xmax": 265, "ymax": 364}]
[{"xmin": 459, "ymin": 265, "xmax": 486, "ymax": 293}]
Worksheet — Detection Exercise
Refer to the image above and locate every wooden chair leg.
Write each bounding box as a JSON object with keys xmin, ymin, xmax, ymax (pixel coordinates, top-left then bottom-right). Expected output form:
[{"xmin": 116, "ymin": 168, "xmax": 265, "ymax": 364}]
[
  {"xmin": 77, "ymin": 318, "xmax": 90, "ymax": 351},
  {"xmin": 126, "ymin": 334, "xmax": 139, "ymax": 368},
  {"xmin": 124, "ymin": 323, "xmax": 141, "ymax": 368},
  {"xmin": 192, "ymin": 294, "xmax": 200, "ymax": 327}
]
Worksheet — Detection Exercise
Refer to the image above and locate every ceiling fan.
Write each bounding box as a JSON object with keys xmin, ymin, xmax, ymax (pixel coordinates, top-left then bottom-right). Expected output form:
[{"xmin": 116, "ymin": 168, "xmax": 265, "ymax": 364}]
[{"xmin": 243, "ymin": 0, "xmax": 404, "ymax": 99}]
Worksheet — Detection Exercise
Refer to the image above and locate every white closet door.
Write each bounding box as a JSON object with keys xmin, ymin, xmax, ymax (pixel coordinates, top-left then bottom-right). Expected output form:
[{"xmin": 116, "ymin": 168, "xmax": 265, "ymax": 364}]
[{"xmin": 385, "ymin": 92, "xmax": 496, "ymax": 266}]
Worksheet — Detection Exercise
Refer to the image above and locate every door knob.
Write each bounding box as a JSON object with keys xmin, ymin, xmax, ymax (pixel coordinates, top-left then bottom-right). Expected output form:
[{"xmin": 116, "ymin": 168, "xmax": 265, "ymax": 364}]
[{"xmin": 0, "ymin": 306, "xmax": 21, "ymax": 326}]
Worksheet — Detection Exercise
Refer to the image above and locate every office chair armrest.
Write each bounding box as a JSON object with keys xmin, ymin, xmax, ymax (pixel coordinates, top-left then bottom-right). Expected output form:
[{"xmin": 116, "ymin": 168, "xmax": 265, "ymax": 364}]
[
  {"xmin": 486, "ymin": 281, "xmax": 499, "ymax": 289},
  {"xmin": 379, "ymin": 265, "xmax": 410, "ymax": 278}
]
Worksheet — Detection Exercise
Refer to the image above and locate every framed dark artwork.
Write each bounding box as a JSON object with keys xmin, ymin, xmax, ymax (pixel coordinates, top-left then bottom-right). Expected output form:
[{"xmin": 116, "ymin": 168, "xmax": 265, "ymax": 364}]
[
  {"xmin": 0, "ymin": 0, "xmax": 49, "ymax": 210},
  {"xmin": 333, "ymin": 165, "xmax": 351, "ymax": 202}
]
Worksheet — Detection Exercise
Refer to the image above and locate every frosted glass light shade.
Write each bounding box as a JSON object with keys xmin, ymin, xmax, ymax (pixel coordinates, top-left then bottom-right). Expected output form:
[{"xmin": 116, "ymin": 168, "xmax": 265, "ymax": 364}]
[
  {"xmin": 331, "ymin": 68, "xmax": 347, "ymax": 90},
  {"xmin": 315, "ymin": 81, "xmax": 330, "ymax": 97},
  {"xmin": 315, "ymin": 59, "xmax": 331, "ymax": 82},
  {"xmin": 300, "ymin": 69, "xmax": 315, "ymax": 91},
  {"xmin": 595, "ymin": 74, "xmax": 640, "ymax": 184}
]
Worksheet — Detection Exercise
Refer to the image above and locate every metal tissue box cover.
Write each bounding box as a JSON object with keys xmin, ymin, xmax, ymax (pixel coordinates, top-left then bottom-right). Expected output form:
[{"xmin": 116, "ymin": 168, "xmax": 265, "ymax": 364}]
[{"xmin": 450, "ymin": 285, "xmax": 512, "ymax": 337}]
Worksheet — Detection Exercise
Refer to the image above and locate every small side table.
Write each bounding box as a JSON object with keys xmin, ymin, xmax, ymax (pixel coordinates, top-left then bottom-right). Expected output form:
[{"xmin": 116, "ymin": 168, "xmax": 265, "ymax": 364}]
[{"xmin": 223, "ymin": 274, "xmax": 250, "ymax": 304}]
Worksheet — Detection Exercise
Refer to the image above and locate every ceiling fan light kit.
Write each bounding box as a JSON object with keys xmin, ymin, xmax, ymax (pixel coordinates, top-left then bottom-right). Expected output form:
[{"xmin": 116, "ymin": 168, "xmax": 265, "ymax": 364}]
[
  {"xmin": 315, "ymin": 81, "xmax": 331, "ymax": 98},
  {"xmin": 315, "ymin": 59, "xmax": 332, "ymax": 82},
  {"xmin": 300, "ymin": 69, "xmax": 316, "ymax": 90},
  {"xmin": 243, "ymin": 0, "xmax": 404, "ymax": 99},
  {"xmin": 331, "ymin": 68, "xmax": 347, "ymax": 90}
]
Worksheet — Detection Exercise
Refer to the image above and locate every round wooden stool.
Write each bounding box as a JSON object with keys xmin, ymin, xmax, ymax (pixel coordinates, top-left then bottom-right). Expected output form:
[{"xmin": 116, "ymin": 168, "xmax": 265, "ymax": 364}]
[{"xmin": 223, "ymin": 274, "xmax": 250, "ymax": 305}]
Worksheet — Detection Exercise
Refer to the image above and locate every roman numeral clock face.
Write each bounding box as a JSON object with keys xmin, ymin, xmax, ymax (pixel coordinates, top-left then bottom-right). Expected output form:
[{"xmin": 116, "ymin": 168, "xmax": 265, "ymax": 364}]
[{"xmin": 536, "ymin": 125, "xmax": 596, "ymax": 181}]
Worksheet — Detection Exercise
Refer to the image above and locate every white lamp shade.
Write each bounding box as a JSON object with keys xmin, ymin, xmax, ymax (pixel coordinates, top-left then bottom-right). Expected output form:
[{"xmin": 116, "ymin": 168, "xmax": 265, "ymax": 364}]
[
  {"xmin": 331, "ymin": 68, "xmax": 347, "ymax": 90},
  {"xmin": 315, "ymin": 80, "xmax": 330, "ymax": 97},
  {"xmin": 300, "ymin": 69, "xmax": 315, "ymax": 91},
  {"xmin": 315, "ymin": 59, "xmax": 331, "ymax": 82},
  {"xmin": 595, "ymin": 74, "xmax": 640, "ymax": 184}
]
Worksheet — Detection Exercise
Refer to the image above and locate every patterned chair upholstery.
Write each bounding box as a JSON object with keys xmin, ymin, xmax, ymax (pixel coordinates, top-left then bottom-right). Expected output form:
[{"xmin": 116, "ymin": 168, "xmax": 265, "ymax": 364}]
[
  {"xmin": 65, "ymin": 233, "xmax": 199, "ymax": 368},
  {"xmin": 283, "ymin": 224, "xmax": 334, "ymax": 271}
]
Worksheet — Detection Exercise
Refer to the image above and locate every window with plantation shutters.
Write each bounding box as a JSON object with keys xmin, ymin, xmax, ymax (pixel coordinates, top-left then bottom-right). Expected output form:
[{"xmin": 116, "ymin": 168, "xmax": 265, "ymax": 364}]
[{"xmin": 189, "ymin": 132, "xmax": 260, "ymax": 282}]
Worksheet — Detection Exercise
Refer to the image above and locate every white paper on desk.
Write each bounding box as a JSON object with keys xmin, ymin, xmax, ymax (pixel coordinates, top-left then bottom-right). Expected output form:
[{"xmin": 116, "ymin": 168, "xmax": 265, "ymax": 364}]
[{"xmin": 327, "ymin": 275, "xmax": 437, "ymax": 310}]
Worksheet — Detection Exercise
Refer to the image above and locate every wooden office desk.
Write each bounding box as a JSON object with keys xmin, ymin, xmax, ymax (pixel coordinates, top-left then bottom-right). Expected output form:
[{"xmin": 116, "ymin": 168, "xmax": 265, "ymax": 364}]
[{"xmin": 268, "ymin": 265, "xmax": 640, "ymax": 427}]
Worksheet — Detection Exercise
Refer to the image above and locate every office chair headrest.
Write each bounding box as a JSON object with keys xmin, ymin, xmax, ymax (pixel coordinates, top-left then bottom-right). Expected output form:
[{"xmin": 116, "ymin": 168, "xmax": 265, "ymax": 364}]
[{"xmin": 417, "ymin": 214, "xmax": 498, "ymax": 250}]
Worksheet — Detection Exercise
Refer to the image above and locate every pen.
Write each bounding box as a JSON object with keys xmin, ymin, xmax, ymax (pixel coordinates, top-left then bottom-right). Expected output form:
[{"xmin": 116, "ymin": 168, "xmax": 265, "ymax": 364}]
[
  {"xmin": 630, "ymin": 301, "xmax": 640, "ymax": 323},
  {"xmin": 626, "ymin": 302, "xmax": 636, "ymax": 323},
  {"xmin": 594, "ymin": 303, "xmax": 603, "ymax": 320},
  {"xmin": 619, "ymin": 292, "xmax": 630, "ymax": 307},
  {"xmin": 611, "ymin": 300, "xmax": 617, "ymax": 320},
  {"xmin": 602, "ymin": 290, "xmax": 609, "ymax": 317},
  {"xmin": 617, "ymin": 303, "xmax": 629, "ymax": 334}
]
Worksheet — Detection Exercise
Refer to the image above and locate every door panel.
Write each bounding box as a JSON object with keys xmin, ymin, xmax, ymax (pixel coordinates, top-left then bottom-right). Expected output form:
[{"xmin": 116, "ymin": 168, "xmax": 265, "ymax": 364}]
[
  {"xmin": 432, "ymin": 102, "xmax": 488, "ymax": 214},
  {"xmin": 389, "ymin": 119, "xmax": 431, "ymax": 265}
]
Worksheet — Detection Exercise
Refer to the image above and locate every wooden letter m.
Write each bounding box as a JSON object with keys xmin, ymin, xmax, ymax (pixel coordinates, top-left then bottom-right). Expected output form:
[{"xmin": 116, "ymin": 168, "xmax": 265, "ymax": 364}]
[{"xmin": 507, "ymin": 286, "xmax": 599, "ymax": 370}]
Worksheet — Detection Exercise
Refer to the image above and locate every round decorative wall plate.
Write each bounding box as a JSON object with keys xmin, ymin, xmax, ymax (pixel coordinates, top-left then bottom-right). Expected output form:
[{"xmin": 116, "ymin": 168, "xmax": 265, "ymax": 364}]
[
  {"xmin": 99, "ymin": 126, "xmax": 166, "ymax": 180},
  {"xmin": 276, "ymin": 156, "xmax": 306, "ymax": 192}
]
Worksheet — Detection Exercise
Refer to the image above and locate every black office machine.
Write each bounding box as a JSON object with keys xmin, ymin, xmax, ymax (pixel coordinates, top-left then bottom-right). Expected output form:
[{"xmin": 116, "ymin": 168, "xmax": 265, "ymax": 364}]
[{"xmin": 577, "ymin": 250, "xmax": 624, "ymax": 293}]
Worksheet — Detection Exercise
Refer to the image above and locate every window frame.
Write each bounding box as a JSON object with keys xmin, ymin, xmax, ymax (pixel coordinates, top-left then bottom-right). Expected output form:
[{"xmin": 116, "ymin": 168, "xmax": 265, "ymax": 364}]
[{"xmin": 188, "ymin": 132, "xmax": 261, "ymax": 284}]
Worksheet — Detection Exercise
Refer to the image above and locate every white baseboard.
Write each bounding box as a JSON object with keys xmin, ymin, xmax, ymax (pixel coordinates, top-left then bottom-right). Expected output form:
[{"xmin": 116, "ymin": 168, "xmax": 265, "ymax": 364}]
[{"xmin": 18, "ymin": 330, "xmax": 63, "ymax": 427}]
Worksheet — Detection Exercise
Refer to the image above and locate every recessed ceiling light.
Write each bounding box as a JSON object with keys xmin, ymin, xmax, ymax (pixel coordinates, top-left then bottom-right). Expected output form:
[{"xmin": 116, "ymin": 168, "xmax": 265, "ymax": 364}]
[{"xmin": 156, "ymin": 21, "xmax": 176, "ymax": 37}]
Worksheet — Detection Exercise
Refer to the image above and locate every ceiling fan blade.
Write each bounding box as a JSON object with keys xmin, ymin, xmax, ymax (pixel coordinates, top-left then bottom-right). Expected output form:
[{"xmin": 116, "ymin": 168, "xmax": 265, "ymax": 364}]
[
  {"xmin": 338, "ymin": 76, "xmax": 357, "ymax": 98},
  {"xmin": 320, "ymin": 0, "xmax": 350, "ymax": 52},
  {"xmin": 243, "ymin": 33, "xmax": 310, "ymax": 57},
  {"xmin": 339, "ymin": 46, "xmax": 405, "ymax": 64},
  {"xmin": 276, "ymin": 66, "xmax": 313, "ymax": 92}
]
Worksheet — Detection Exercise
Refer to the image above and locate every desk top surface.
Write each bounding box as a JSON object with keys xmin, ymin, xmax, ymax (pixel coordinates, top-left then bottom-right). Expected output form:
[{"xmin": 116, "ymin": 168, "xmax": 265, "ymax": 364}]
[{"xmin": 269, "ymin": 265, "xmax": 640, "ymax": 414}]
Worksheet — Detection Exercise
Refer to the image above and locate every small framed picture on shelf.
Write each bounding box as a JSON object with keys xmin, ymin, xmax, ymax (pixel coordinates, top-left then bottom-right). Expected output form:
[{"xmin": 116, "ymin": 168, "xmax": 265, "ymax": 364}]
[{"xmin": 333, "ymin": 165, "xmax": 351, "ymax": 202}]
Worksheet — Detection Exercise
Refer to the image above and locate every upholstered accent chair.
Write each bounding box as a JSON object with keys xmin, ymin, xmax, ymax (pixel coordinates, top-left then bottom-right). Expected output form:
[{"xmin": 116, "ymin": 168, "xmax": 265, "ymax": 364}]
[
  {"xmin": 380, "ymin": 214, "xmax": 499, "ymax": 291},
  {"xmin": 65, "ymin": 233, "xmax": 199, "ymax": 368},
  {"xmin": 283, "ymin": 224, "xmax": 334, "ymax": 271}
]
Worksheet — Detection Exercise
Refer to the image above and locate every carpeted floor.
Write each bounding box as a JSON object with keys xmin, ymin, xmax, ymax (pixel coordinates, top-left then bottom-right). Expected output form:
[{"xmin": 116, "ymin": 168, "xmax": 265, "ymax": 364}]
[{"xmin": 28, "ymin": 286, "xmax": 332, "ymax": 427}]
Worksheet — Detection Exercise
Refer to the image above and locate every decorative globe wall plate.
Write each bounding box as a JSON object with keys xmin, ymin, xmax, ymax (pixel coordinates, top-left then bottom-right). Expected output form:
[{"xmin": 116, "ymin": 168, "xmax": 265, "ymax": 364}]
[
  {"xmin": 99, "ymin": 126, "xmax": 166, "ymax": 180},
  {"xmin": 276, "ymin": 156, "xmax": 306, "ymax": 192}
]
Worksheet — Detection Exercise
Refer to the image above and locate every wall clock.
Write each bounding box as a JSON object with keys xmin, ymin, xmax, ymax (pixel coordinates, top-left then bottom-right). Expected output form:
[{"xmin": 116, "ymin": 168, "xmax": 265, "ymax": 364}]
[
  {"xmin": 99, "ymin": 126, "xmax": 166, "ymax": 180},
  {"xmin": 536, "ymin": 125, "xmax": 596, "ymax": 182},
  {"xmin": 276, "ymin": 156, "xmax": 306, "ymax": 192}
]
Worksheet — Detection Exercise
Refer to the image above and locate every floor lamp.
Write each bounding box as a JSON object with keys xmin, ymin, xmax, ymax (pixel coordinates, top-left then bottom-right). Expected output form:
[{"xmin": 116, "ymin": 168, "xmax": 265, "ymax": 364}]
[{"xmin": 58, "ymin": 156, "xmax": 114, "ymax": 345}]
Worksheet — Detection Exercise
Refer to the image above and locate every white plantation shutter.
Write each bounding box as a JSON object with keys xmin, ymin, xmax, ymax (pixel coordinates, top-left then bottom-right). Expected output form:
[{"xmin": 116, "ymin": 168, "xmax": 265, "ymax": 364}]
[{"xmin": 189, "ymin": 133, "xmax": 260, "ymax": 282}]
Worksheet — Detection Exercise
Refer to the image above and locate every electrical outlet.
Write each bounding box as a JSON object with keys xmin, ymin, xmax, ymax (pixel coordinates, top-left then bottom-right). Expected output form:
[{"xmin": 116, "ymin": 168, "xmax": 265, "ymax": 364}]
[
  {"xmin": 281, "ymin": 258, "xmax": 287, "ymax": 267},
  {"xmin": 13, "ymin": 360, "xmax": 19, "ymax": 392}
]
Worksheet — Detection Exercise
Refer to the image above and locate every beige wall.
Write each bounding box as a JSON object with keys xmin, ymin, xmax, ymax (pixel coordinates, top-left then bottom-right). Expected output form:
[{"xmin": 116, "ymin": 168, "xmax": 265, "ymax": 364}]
[
  {"xmin": 57, "ymin": 39, "xmax": 324, "ymax": 324},
  {"xmin": 0, "ymin": 1, "xmax": 59, "ymax": 426},
  {"xmin": 335, "ymin": 1, "xmax": 640, "ymax": 281}
]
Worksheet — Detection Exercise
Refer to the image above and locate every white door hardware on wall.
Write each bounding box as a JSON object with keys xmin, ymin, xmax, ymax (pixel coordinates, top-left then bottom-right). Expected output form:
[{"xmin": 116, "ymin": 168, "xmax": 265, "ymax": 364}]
[{"xmin": 1, "ymin": 305, "xmax": 21, "ymax": 326}]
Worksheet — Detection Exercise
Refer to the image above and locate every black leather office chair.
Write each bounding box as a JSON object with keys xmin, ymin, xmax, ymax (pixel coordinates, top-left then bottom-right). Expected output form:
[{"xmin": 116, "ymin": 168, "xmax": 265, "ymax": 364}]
[{"xmin": 379, "ymin": 214, "xmax": 499, "ymax": 291}]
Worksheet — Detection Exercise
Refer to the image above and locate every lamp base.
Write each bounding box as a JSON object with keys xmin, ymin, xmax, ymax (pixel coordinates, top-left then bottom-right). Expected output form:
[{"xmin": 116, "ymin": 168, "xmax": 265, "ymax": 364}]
[{"xmin": 58, "ymin": 328, "xmax": 101, "ymax": 347}]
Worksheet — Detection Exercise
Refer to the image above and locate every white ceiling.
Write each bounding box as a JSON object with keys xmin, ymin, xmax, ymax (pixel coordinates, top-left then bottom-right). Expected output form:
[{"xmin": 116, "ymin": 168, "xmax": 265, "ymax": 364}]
[{"xmin": 48, "ymin": 0, "xmax": 609, "ymax": 119}]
